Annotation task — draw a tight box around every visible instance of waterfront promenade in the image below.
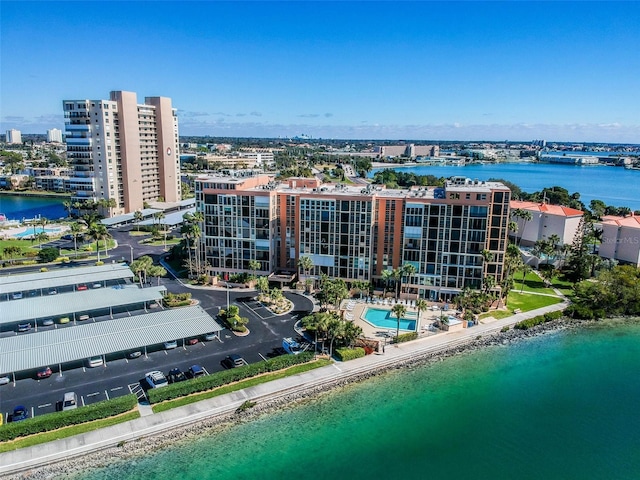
[0,298,568,477]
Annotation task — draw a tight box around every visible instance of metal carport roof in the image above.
[100,208,162,226]
[2,285,166,324]
[137,207,196,227]
[0,305,223,374]
[0,264,134,296]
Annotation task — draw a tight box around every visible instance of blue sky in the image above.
[1,1,639,142]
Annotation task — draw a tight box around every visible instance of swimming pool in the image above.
[363,308,416,331]
[13,227,64,238]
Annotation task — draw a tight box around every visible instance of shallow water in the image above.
[76,321,640,480]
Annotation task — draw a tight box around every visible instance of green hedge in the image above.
[514,310,564,330]
[335,347,365,361]
[148,352,315,404]
[393,332,418,343]
[0,394,137,442]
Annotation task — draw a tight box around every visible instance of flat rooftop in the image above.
[0,305,222,374]
[2,285,166,324]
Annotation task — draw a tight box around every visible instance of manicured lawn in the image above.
[512,270,555,294]
[139,238,181,247]
[129,231,151,237]
[0,411,140,453]
[152,358,333,413]
[505,291,564,311]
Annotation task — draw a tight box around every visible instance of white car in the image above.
[144,371,168,389]
[62,392,78,411]
[163,340,178,350]
[0,376,10,386]
[86,356,104,368]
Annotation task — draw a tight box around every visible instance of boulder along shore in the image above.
[10,316,602,480]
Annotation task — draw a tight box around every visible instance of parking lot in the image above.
[0,285,313,421]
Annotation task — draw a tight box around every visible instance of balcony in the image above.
[66,138,92,146]
[65,124,91,132]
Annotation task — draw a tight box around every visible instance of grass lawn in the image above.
[139,238,181,247]
[165,257,187,276]
[129,231,151,237]
[0,411,140,453]
[512,270,556,294]
[505,291,564,312]
[0,238,39,253]
[152,358,333,414]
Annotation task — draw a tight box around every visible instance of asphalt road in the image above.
[0,224,315,421]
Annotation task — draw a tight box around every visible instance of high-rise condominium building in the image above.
[194,174,510,301]
[63,91,180,217]
[5,129,22,144]
[47,128,63,143]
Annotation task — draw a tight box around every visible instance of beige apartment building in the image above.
[194,174,510,301]
[63,91,180,217]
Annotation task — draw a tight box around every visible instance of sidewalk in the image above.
[0,299,567,476]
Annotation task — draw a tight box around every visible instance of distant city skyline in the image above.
[1,1,639,143]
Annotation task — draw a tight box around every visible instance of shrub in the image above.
[335,347,365,361]
[501,326,510,333]
[163,292,192,307]
[393,332,418,343]
[148,352,315,404]
[95,261,104,266]
[514,312,563,330]
[40,267,48,272]
[37,247,58,264]
[0,394,137,442]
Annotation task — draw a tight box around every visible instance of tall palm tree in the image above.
[392,303,407,341]
[401,263,417,298]
[512,208,533,247]
[297,255,314,285]
[191,211,204,274]
[70,221,83,258]
[63,200,72,218]
[415,298,428,332]
[88,222,108,262]
[133,210,143,232]
[34,231,49,248]
[156,211,167,250]
[392,268,402,301]
[381,269,394,296]
[248,259,260,279]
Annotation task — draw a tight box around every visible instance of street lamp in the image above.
[120,244,134,264]
[225,282,230,310]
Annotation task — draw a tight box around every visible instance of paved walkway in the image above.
[0,298,568,476]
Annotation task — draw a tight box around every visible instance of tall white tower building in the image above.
[5,129,22,144]
[47,128,63,143]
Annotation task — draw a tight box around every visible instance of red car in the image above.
[37,367,52,379]
[186,338,199,345]
[77,284,88,291]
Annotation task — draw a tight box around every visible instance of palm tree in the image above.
[133,210,143,232]
[415,298,428,332]
[512,208,533,247]
[248,259,260,280]
[391,268,402,300]
[520,264,533,293]
[191,211,204,274]
[401,263,417,298]
[131,255,154,287]
[392,303,407,341]
[63,200,72,218]
[327,317,345,357]
[156,211,167,250]
[256,275,269,294]
[34,231,49,248]
[148,265,167,286]
[381,269,394,297]
[88,222,108,262]
[297,255,314,285]
[342,321,363,348]
[69,221,83,258]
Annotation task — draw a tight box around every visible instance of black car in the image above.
[222,354,245,369]
[12,405,28,422]
[166,368,187,384]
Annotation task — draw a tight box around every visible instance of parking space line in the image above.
[258,353,267,361]
[87,392,100,397]
[111,386,123,392]
[38,403,52,409]
[104,390,110,400]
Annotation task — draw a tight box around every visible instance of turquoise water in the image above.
[79,321,640,480]
[12,226,64,238]
[364,307,417,331]
[370,162,640,210]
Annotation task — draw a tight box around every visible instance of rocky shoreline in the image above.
[8,317,596,479]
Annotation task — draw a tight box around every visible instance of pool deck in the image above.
[0,223,69,240]
[341,299,451,341]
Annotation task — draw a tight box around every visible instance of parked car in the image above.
[166,368,187,384]
[59,317,70,324]
[186,338,199,345]
[86,356,104,368]
[41,318,54,327]
[48,289,57,295]
[62,392,78,411]
[11,406,28,422]
[188,364,206,378]
[61,234,73,240]
[163,340,178,350]
[203,332,217,341]
[37,367,53,379]
[222,354,245,369]
[144,371,168,389]
[0,376,10,386]
[77,284,88,291]
[11,292,23,300]
[17,323,32,333]
[126,350,142,359]
[92,283,102,289]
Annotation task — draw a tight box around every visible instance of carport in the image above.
[0,305,223,379]
[0,263,134,300]
[1,286,166,330]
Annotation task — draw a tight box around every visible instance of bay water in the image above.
[370,162,640,211]
[0,195,67,221]
[78,321,640,480]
